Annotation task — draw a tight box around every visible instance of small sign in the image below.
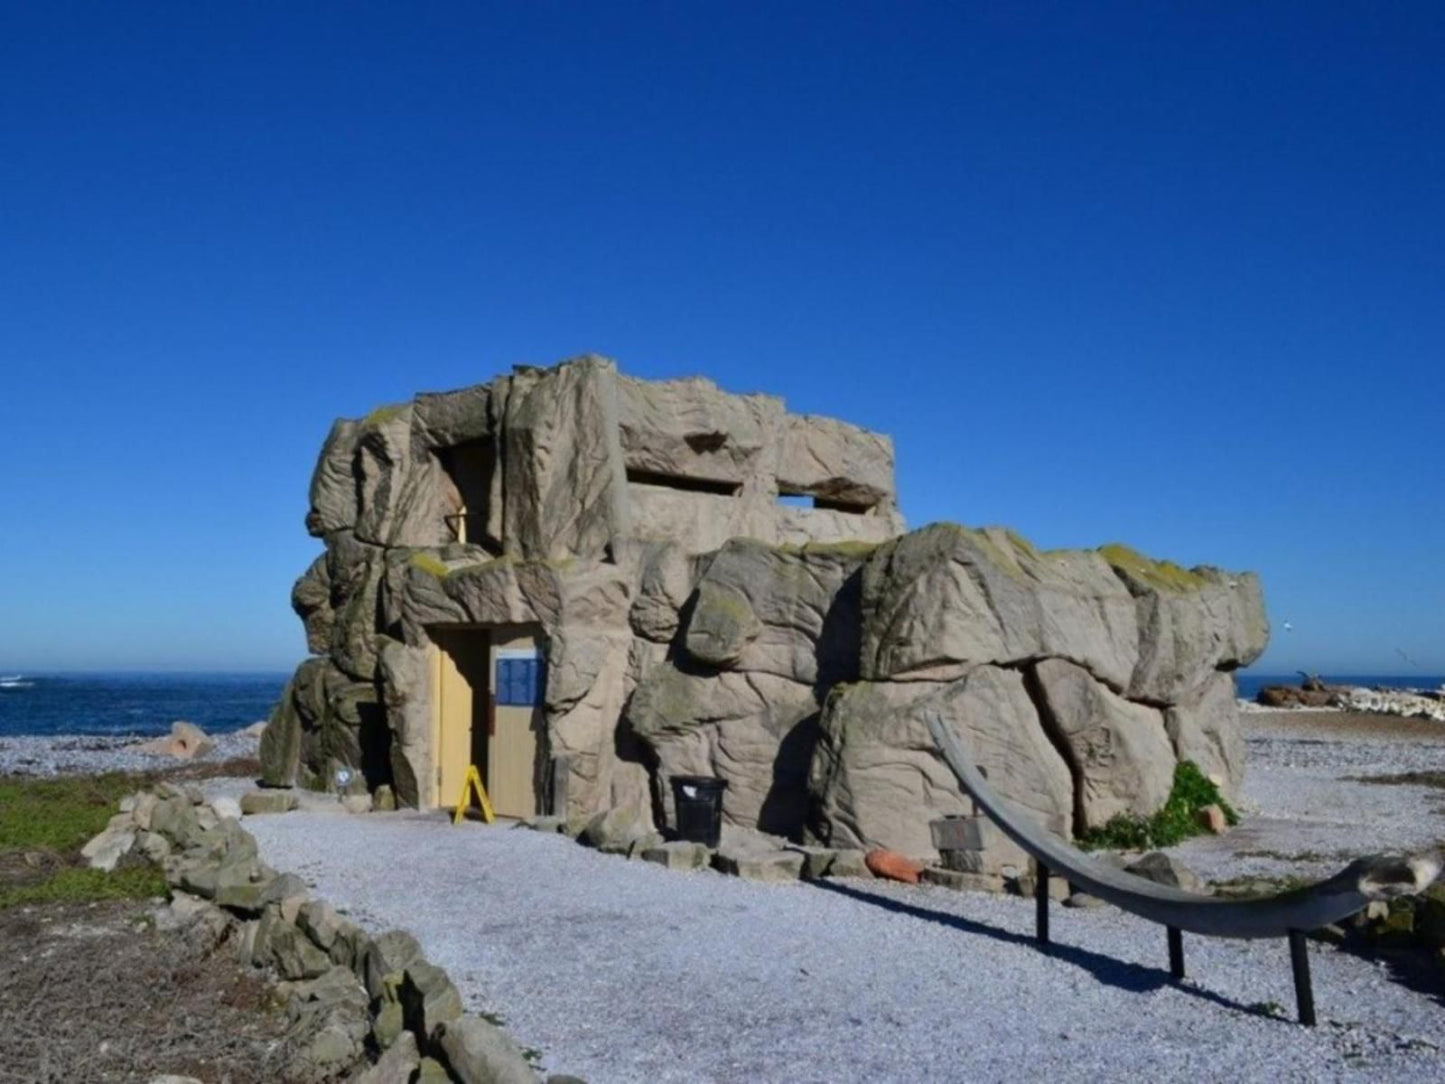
[497,657,545,705]
[452,764,495,825]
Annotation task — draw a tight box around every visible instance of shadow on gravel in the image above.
[1335,939,1445,1010]
[812,880,1267,1019]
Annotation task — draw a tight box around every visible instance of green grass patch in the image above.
[1077,761,1238,851]
[0,773,167,910]
[0,773,148,852]
[0,864,166,909]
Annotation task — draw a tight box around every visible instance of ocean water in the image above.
[0,670,1439,741]
[0,672,288,738]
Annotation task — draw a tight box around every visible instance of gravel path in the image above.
[243,810,1445,1083]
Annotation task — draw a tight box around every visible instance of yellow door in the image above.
[432,630,490,809]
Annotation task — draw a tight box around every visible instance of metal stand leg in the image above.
[1288,930,1316,1026]
[1167,926,1184,980]
[1035,863,1050,946]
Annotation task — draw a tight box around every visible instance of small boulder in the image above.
[1124,852,1203,893]
[270,921,334,980]
[81,826,137,872]
[864,848,924,884]
[135,721,216,760]
[826,850,875,879]
[211,796,243,821]
[297,900,343,952]
[399,959,465,1038]
[713,849,805,882]
[784,845,837,880]
[364,929,424,1000]
[435,1016,539,1084]
[373,784,398,812]
[355,1031,420,1084]
[342,794,373,814]
[640,841,712,871]
[241,790,299,815]
[1195,804,1228,834]
[581,807,645,852]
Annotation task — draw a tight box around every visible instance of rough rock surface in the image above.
[809,667,1072,863]
[1164,670,1247,799]
[860,524,1140,688]
[264,354,1268,887]
[1031,658,1176,831]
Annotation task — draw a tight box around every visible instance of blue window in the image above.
[497,657,544,705]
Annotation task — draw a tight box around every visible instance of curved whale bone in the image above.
[925,713,1442,1024]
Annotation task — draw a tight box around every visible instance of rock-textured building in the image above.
[262,355,1268,869]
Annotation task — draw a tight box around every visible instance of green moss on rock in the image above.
[408,553,451,578]
[361,402,409,429]
[1098,543,1209,592]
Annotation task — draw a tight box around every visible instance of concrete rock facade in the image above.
[262,355,1268,870]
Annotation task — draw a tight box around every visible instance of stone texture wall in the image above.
[262,355,904,830]
[262,354,1268,872]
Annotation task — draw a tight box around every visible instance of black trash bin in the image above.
[670,775,728,848]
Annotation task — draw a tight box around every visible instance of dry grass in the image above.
[0,899,319,1083]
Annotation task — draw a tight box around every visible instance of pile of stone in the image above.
[83,785,578,1084]
[533,811,874,883]
[1340,687,1445,724]
[548,805,1204,915]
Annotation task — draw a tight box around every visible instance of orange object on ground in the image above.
[865,847,924,884]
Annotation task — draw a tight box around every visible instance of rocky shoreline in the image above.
[0,726,263,777]
[1254,676,1445,722]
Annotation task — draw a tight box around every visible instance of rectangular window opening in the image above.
[625,467,741,497]
[777,485,876,515]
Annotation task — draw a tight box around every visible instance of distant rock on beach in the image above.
[1254,674,1445,723]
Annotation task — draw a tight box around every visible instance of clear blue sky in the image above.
[1,3,1439,676]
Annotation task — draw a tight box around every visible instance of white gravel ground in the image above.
[241,811,1445,1082]
[1173,722,1445,884]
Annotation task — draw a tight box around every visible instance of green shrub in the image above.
[1077,761,1238,851]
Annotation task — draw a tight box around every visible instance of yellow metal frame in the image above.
[452,764,495,825]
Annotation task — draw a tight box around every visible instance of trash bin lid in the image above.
[670,774,728,790]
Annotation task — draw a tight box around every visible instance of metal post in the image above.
[1167,926,1184,980]
[1288,930,1316,1026]
[1035,862,1050,945]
